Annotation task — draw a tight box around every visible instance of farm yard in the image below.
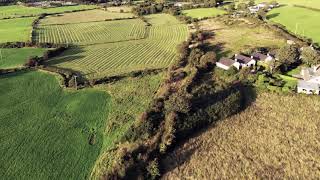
[182,8,226,19]
[0,48,47,69]
[0,5,97,19]
[45,14,188,79]
[0,70,110,179]
[0,17,35,42]
[162,92,320,179]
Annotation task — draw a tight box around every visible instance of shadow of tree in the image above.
[266,13,280,20]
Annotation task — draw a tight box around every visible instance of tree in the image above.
[248,0,255,6]
[257,8,267,20]
[276,44,300,72]
[237,3,248,11]
[227,3,235,12]
[301,47,320,66]
[199,51,216,69]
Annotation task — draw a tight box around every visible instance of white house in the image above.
[234,54,256,69]
[251,52,274,62]
[216,57,236,70]
[297,65,320,95]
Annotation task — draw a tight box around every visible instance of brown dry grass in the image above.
[161,92,320,179]
[200,19,286,57]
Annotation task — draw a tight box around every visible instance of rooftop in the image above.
[298,80,320,90]
[235,54,253,64]
[252,52,268,60]
[218,57,235,67]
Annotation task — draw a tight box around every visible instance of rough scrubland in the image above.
[0,70,110,179]
[200,19,286,57]
[0,48,46,69]
[162,92,320,179]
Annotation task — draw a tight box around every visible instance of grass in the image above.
[267,6,320,44]
[182,8,226,19]
[0,5,97,19]
[0,48,47,69]
[200,19,286,57]
[244,0,320,9]
[35,19,146,45]
[45,14,188,79]
[40,9,135,25]
[0,70,110,179]
[90,72,164,178]
[0,17,35,43]
[162,92,320,179]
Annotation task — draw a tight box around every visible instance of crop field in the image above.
[0,70,110,179]
[0,17,35,43]
[45,14,188,79]
[0,5,97,19]
[162,92,320,179]
[40,9,135,25]
[35,19,146,45]
[0,48,46,69]
[267,6,320,44]
[182,8,226,19]
[200,19,286,57]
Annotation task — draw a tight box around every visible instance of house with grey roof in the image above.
[234,54,256,69]
[216,58,236,70]
[251,52,274,62]
[297,65,320,94]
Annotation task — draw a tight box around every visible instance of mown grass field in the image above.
[267,6,320,44]
[46,14,188,79]
[247,0,320,9]
[0,17,35,42]
[0,5,97,19]
[162,92,320,179]
[0,48,46,69]
[0,70,110,179]
[200,19,286,57]
[35,18,146,45]
[182,8,226,19]
[40,9,135,25]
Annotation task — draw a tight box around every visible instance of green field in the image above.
[45,14,188,79]
[91,73,163,178]
[0,17,35,43]
[182,8,226,19]
[0,48,46,69]
[0,70,110,179]
[0,5,97,19]
[267,6,320,44]
[40,9,135,25]
[35,19,146,45]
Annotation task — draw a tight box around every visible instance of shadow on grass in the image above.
[160,84,257,175]
[266,13,280,20]
[44,46,86,66]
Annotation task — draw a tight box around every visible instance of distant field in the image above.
[200,19,286,57]
[252,0,320,9]
[0,70,110,179]
[40,9,135,25]
[162,92,320,179]
[35,19,146,45]
[182,8,226,19]
[267,6,320,44]
[0,17,35,43]
[0,48,46,69]
[46,14,188,79]
[0,5,97,19]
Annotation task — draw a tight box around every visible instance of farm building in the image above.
[216,57,236,70]
[297,65,320,95]
[234,54,256,69]
[251,52,274,62]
